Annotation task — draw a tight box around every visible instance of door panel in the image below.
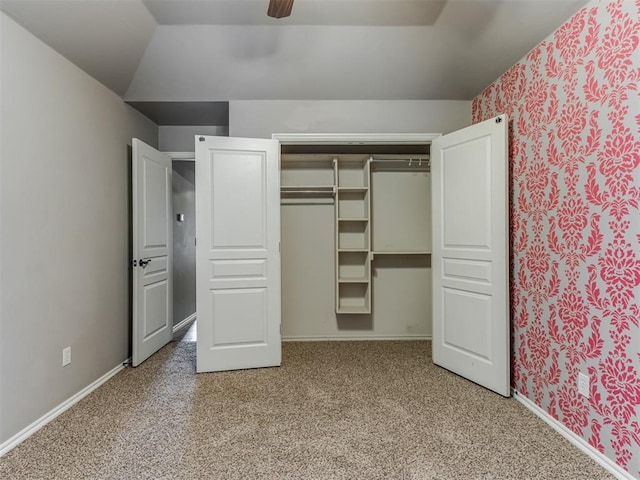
[443,288,492,360]
[211,288,267,345]
[431,115,509,397]
[144,281,169,337]
[442,138,492,249]
[442,258,491,284]
[196,136,281,373]
[132,139,173,367]
[211,152,266,248]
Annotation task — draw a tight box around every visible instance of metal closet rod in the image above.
[370,156,431,169]
[370,156,430,161]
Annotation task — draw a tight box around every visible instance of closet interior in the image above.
[280,143,432,340]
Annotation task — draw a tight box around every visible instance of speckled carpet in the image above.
[0,341,612,479]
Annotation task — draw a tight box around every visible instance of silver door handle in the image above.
[139,258,152,268]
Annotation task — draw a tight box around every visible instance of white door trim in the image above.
[272,133,440,145]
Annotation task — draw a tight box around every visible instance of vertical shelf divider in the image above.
[334,157,340,315]
[335,156,372,314]
[366,156,372,312]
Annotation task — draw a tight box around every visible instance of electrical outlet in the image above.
[578,372,589,397]
[62,346,71,367]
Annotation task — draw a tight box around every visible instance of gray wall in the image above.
[159,125,228,152]
[229,100,471,138]
[0,12,158,444]
[172,161,196,326]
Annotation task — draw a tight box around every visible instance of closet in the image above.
[134,117,508,395]
[280,144,432,340]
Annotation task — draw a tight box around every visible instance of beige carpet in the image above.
[0,341,613,479]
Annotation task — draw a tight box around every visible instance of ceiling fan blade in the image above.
[267,0,294,19]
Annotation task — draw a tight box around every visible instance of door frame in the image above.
[274,133,440,342]
[165,151,197,336]
[272,133,440,145]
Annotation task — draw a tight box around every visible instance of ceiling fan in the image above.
[268,0,294,18]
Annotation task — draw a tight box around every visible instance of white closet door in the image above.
[195,136,281,373]
[132,139,173,367]
[431,115,509,397]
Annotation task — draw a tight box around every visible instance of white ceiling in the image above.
[0,0,156,95]
[1,0,589,101]
[143,0,449,26]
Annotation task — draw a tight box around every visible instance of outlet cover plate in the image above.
[62,346,71,367]
[578,372,589,397]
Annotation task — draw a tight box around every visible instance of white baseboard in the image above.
[173,313,196,334]
[283,335,432,342]
[0,361,126,458]
[513,390,637,480]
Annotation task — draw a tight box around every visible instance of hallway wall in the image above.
[172,161,196,327]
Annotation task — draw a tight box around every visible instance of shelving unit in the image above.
[335,157,371,314]
[281,152,431,319]
[278,141,434,340]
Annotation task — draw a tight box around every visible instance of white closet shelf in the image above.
[372,251,431,255]
[338,278,368,283]
[337,187,368,192]
[281,185,335,191]
[338,248,369,252]
[337,218,369,222]
[337,306,370,314]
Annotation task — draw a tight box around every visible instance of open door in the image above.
[132,139,173,367]
[431,115,509,397]
[195,136,281,373]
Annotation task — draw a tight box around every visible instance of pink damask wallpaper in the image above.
[472,0,640,475]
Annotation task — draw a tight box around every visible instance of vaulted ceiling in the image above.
[1,0,588,101]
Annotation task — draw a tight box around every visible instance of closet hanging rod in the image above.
[371,157,431,171]
[370,156,430,162]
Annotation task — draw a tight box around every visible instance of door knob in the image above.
[139,258,152,268]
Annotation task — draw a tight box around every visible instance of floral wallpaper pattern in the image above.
[472,0,640,476]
